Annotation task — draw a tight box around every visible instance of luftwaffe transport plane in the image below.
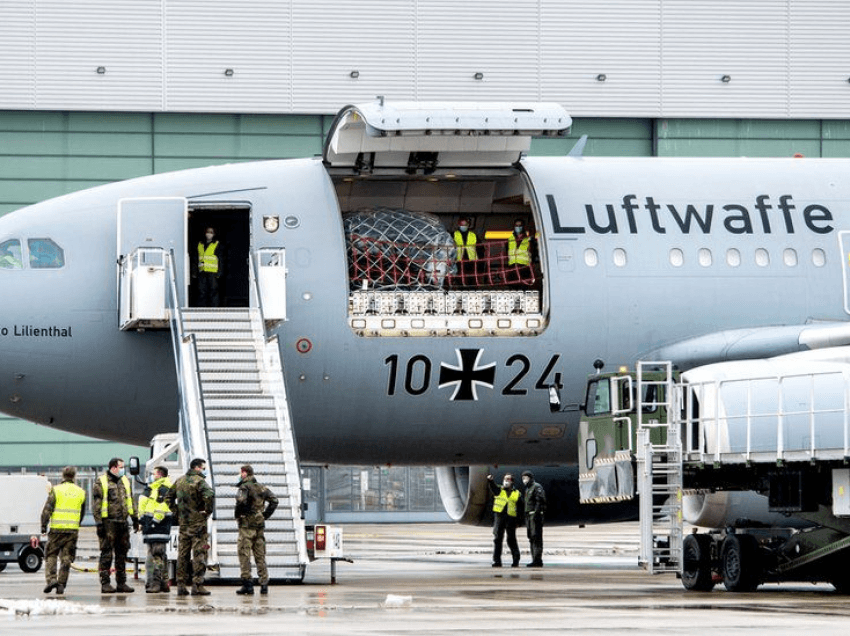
[2,101,850,527]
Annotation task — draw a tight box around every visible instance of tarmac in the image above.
[2,521,850,635]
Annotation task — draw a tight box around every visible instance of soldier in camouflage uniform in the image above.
[138,465,173,593]
[234,464,278,595]
[92,457,140,593]
[167,457,215,596]
[41,466,86,595]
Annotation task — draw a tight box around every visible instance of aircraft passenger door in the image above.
[840,231,850,315]
[117,198,188,327]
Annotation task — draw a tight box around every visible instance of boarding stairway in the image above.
[119,244,307,581]
[184,307,307,581]
[636,361,683,574]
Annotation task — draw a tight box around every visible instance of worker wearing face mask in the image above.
[522,470,546,567]
[166,458,215,596]
[506,218,534,286]
[453,218,478,287]
[92,457,139,593]
[194,226,224,306]
[486,473,521,567]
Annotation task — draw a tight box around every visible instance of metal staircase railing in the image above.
[636,361,683,574]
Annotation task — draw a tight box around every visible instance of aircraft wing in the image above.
[642,321,850,371]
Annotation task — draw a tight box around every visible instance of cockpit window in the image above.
[28,238,65,269]
[0,239,23,270]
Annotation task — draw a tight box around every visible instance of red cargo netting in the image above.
[348,236,536,290]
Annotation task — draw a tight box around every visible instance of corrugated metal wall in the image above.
[2,0,849,117]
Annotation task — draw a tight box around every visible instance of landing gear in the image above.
[681,534,714,592]
[721,534,760,592]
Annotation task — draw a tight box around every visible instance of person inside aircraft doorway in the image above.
[453,217,479,287]
[194,226,224,307]
[487,473,521,567]
[505,218,534,287]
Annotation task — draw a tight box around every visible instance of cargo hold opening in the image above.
[331,169,548,337]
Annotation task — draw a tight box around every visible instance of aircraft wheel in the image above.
[681,534,715,592]
[18,547,43,573]
[721,534,760,592]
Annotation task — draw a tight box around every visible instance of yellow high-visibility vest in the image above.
[99,474,134,518]
[50,482,86,530]
[198,241,220,273]
[492,488,520,517]
[508,235,531,266]
[454,231,477,261]
[138,477,173,524]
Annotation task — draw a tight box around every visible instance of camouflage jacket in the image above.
[167,469,214,528]
[92,471,137,524]
[235,476,278,529]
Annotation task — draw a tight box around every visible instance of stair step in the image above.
[209,441,284,453]
[183,316,251,333]
[208,429,284,441]
[205,421,280,431]
[198,361,260,372]
[212,462,295,476]
[205,410,278,421]
[204,397,275,408]
[201,382,264,393]
[196,349,259,362]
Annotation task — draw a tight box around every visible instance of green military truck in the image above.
[570,358,850,593]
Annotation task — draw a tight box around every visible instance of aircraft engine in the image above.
[682,491,812,529]
[435,465,639,527]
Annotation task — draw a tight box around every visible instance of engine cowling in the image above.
[435,465,639,526]
[682,491,811,529]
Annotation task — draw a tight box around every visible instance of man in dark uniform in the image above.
[92,457,139,593]
[522,470,546,567]
[194,226,223,307]
[486,473,521,568]
[234,464,279,595]
[167,457,215,596]
[41,466,86,595]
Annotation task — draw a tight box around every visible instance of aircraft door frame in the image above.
[840,231,850,315]
[117,197,188,321]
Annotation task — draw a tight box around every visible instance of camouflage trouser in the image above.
[98,520,131,585]
[237,526,268,584]
[176,525,209,586]
[45,531,78,586]
[145,542,168,589]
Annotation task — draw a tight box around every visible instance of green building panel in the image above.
[656,138,822,158]
[0,416,146,469]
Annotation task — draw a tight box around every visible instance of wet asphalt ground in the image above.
[2,522,850,635]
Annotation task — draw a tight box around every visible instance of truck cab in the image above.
[577,365,675,504]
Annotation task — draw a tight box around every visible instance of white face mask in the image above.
[522,477,530,485]
[514,226,523,234]
[459,225,468,232]
[205,233,214,241]
[502,480,512,488]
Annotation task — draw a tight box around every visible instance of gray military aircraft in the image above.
[2,100,850,527]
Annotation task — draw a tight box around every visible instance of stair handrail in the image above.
[248,251,308,566]
[163,248,212,487]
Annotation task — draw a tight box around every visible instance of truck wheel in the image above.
[721,534,760,592]
[18,547,43,573]
[0,562,6,572]
[682,534,715,592]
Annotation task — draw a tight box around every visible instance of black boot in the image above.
[260,584,268,595]
[236,579,254,595]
